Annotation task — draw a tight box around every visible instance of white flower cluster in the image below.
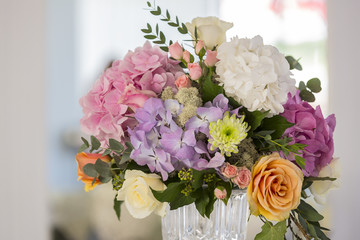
[215,35,296,115]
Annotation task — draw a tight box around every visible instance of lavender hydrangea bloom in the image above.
[129,96,229,179]
[281,91,336,177]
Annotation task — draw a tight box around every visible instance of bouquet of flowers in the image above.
[75,2,338,239]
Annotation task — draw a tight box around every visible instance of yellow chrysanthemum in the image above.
[209,112,250,157]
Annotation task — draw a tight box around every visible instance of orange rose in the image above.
[247,152,303,221]
[75,152,111,192]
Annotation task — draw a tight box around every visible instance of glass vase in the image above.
[161,189,249,240]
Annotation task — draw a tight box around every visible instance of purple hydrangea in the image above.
[281,91,336,177]
[129,95,232,180]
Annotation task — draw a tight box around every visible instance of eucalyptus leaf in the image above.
[94,158,111,178]
[78,143,88,153]
[83,163,98,178]
[299,81,306,91]
[101,148,112,157]
[109,138,124,153]
[90,135,101,152]
[98,175,112,183]
[81,137,89,147]
[307,78,322,93]
[285,56,302,70]
[300,89,315,102]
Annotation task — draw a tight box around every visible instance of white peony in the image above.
[117,170,166,219]
[186,17,233,50]
[215,35,296,115]
[310,158,341,205]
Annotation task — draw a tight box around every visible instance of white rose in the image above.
[310,158,341,205]
[186,17,233,50]
[117,170,166,219]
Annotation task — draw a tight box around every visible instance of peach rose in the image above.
[214,187,227,200]
[175,74,191,89]
[188,63,202,80]
[232,166,251,189]
[220,162,238,178]
[247,152,303,221]
[76,152,111,192]
[204,50,219,67]
[195,40,205,54]
[169,42,183,60]
[183,50,191,63]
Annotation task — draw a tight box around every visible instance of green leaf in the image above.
[78,143,88,153]
[151,182,185,202]
[195,188,210,217]
[109,138,124,153]
[191,169,205,189]
[260,115,294,139]
[201,75,224,103]
[297,200,324,222]
[295,155,306,169]
[113,195,123,220]
[150,6,161,15]
[155,24,159,35]
[285,56,302,70]
[307,223,318,239]
[160,46,169,52]
[307,78,322,93]
[146,1,151,7]
[168,22,178,27]
[101,148,112,157]
[83,163,98,178]
[98,175,112,183]
[314,225,330,240]
[242,109,269,136]
[300,89,315,102]
[94,158,111,178]
[170,194,195,210]
[119,142,133,165]
[144,35,157,40]
[159,31,165,42]
[141,28,151,34]
[299,81,306,91]
[81,137,90,147]
[205,190,216,218]
[153,40,163,44]
[90,135,101,152]
[255,221,287,240]
[166,9,170,19]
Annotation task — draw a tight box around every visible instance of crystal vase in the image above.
[161,189,249,240]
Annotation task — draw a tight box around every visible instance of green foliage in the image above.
[297,200,324,222]
[151,182,185,202]
[286,56,302,70]
[113,194,123,220]
[255,220,287,240]
[298,78,322,103]
[83,163,98,178]
[201,69,224,103]
[142,1,188,52]
[90,135,101,152]
[260,115,294,139]
[194,188,210,217]
[241,109,269,136]
[109,138,124,154]
[254,134,307,169]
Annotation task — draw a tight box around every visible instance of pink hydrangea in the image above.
[281,91,336,177]
[80,42,184,146]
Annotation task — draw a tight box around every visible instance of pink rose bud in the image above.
[188,63,202,80]
[220,162,238,179]
[169,42,183,60]
[183,50,191,63]
[204,50,219,67]
[214,187,227,200]
[175,74,191,89]
[195,40,205,54]
[232,167,251,189]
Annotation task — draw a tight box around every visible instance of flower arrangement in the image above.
[75,2,337,239]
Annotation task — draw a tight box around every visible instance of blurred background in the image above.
[1,0,359,239]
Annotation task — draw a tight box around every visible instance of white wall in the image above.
[327,0,360,239]
[0,0,49,239]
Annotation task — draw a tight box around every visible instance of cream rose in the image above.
[247,153,303,221]
[117,170,166,219]
[310,158,340,205]
[186,17,233,50]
